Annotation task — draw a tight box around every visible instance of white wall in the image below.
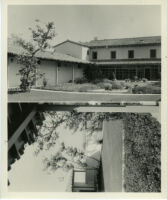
[74,65,83,79]
[37,60,57,86]
[37,60,84,85]
[55,41,89,61]
[81,46,89,60]
[55,41,83,59]
[89,45,161,60]
[8,55,85,88]
[8,56,21,88]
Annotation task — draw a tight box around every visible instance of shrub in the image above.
[74,77,88,84]
[132,85,161,94]
[111,81,124,90]
[142,78,148,82]
[79,85,99,92]
[134,75,138,81]
[150,81,161,87]
[43,77,47,88]
[92,79,103,84]
[97,82,112,90]
[125,79,131,83]
[102,78,112,83]
[83,65,104,81]
[123,113,161,192]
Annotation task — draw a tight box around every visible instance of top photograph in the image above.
[7,4,161,103]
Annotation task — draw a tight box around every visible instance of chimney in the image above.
[94,36,98,41]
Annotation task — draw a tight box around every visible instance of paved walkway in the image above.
[102,120,123,192]
[8,89,161,102]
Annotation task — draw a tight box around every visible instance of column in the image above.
[56,65,58,84]
[72,65,75,83]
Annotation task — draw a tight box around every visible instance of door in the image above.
[145,68,151,80]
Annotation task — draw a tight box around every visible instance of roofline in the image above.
[87,35,161,48]
[8,52,94,65]
[54,40,89,48]
[88,35,161,42]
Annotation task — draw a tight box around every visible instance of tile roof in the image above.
[8,39,92,64]
[84,36,161,48]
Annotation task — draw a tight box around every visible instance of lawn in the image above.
[8,89,161,102]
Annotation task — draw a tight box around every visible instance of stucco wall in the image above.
[8,56,21,88]
[37,60,57,86]
[81,46,89,60]
[55,41,83,59]
[73,65,83,79]
[89,45,161,60]
[8,55,84,88]
[37,60,83,85]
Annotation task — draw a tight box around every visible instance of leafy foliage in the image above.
[34,111,161,192]
[132,85,161,94]
[123,113,161,192]
[34,112,122,171]
[83,65,104,81]
[14,20,55,91]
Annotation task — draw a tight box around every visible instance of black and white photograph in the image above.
[8,103,161,192]
[7,5,161,102]
[1,0,167,199]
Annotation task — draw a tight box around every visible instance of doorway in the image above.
[145,68,151,80]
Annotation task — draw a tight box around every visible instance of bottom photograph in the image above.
[8,103,161,192]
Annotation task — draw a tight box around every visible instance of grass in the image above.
[8,89,161,102]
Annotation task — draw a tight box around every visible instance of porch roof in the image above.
[96,60,161,66]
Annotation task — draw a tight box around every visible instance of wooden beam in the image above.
[8,110,37,150]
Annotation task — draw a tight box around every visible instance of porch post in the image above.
[56,65,58,84]
[72,65,75,83]
[136,66,138,76]
[114,68,116,79]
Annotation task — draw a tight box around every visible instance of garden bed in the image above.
[9,79,161,95]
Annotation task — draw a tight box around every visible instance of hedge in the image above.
[132,85,161,94]
[123,113,161,192]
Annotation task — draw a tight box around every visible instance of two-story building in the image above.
[54,36,161,81]
[8,36,161,89]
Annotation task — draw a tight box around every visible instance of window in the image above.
[92,51,97,59]
[111,51,116,59]
[150,49,156,58]
[128,50,134,59]
[87,50,89,55]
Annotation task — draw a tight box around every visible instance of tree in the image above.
[34,111,123,172]
[14,20,56,91]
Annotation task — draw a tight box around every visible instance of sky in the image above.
[8,112,102,192]
[8,5,161,45]
[8,119,86,192]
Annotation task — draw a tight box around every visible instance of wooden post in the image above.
[72,65,75,83]
[56,65,58,84]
